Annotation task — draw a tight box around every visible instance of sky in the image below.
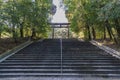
[51,0,68,23]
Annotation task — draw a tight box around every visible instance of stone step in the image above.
[7,57,61,59]
[0,69,61,71]
[6,58,118,60]
[0,66,61,69]
[0,73,120,78]
[1,39,120,79]
[0,66,120,70]
[9,56,61,58]
[0,69,120,75]
[13,54,108,57]
[4,59,119,62]
[15,53,61,55]
[62,49,102,51]
[0,64,61,66]
[10,54,113,57]
[1,62,120,65]
[3,60,120,63]
[7,56,116,59]
[6,58,61,60]
[8,56,113,59]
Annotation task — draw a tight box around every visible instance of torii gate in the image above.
[50,23,70,39]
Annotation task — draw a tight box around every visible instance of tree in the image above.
[65,0,120,43]
[98,0,120,43]
[1,0,51,40]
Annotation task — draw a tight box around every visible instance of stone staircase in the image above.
[0,39,120,78]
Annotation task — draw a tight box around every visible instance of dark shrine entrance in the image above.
[50,23,70,39]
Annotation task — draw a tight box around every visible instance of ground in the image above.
[0,38,28,54]
[96,39,120,52]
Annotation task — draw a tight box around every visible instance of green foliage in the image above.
[0,0,51,39]
[98,0,120,21]
[65,0,120,41]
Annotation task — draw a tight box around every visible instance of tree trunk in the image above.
[20,22,24,38]
[114,19,120,44]
[103,26,106,40]
[86,24,91,40]
[105,20,113,40]
[105,20,118,44]
[12,24,17,44]
[92,26,96,39]
[0,33,1,38]
[114,19,120,38]
[31,28,36,39]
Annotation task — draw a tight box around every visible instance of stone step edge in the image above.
[0,40,34,63]
[90,40,120,59]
